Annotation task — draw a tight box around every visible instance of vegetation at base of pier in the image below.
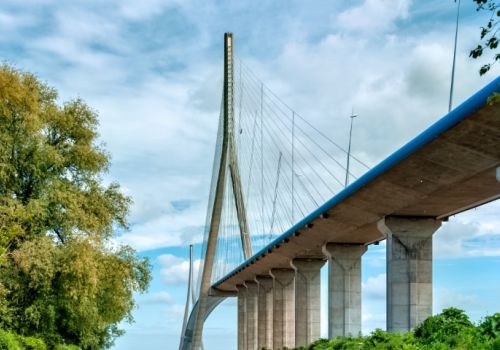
[0,64,151,349]
[291,308,500,350]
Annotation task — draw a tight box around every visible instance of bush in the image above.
[19,336,46,350]
[0,329,82,350]
[414,307,476,346]
[54,344,81,350]
[292,308,500,350]
[0,330,20,350]
[479,313,500,340]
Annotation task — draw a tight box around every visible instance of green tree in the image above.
[0,65,151,349]
[470,0,500,75]
[0,65,129,252]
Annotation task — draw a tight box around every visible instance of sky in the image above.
[1,0,500,349]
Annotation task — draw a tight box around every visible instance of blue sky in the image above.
[1,1,500,349]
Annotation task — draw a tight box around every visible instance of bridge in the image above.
[179,33,500,350]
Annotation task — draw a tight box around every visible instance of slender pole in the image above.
[449,0,461,112]
[345,110,357,187]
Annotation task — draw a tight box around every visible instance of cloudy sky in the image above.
[1,0,500,349]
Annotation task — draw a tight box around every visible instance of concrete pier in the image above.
[256,276,273,350]
[236,284,247,350]
[245,281,258,350]
[324,243,367,337]
[293,258,325,347]
[271,268,296,349]
[379,217,441,332]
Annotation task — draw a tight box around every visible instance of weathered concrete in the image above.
[271,268,295,350]
[323,243,367,337]
[245,281,259,350]
[256,276,273,350]
[378,217,441,332]
[292,258,326,347]
[237,284,247,350]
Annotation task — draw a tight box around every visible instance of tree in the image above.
[2,237,150,349]
[0,64,151,349]
[470,0,500,75]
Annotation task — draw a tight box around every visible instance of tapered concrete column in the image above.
[256,276,273,350]
[271,268,295,350]
[237,284,247,350]
[379,217,441,332]
[323,243,367,338]
[245,281,259,350]
[292,258,326,347]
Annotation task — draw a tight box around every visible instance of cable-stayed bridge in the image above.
[179,33,500,350]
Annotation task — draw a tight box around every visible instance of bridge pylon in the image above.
[179,32,251,350]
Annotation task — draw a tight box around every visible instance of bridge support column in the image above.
[324,243,367,338]
[245,281,258,350]
[293,258,326,347]
[256,276,273,350]
[271,268,296,350]
[236,284,247,350]
[379,217,441,332]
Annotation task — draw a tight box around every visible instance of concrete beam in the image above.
[378,217,441,332]
[245,281,258,350]
[292,258,326,347]
[256,276,273,350]
[271,268,295,349]
[236,284,247,350]
[323,243,367,337]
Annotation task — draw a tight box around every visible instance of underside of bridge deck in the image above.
[213,85,500,293]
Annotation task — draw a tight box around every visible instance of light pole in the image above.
[345,110,358,187]
[449,0,461,112]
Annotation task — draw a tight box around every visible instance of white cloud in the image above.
[117,201,206,251]
[434,288,479,313]
[435,206,500,259]
[139,291,174,305]
[337,0,411,32]
[363,273,386,300]
[362,313,386,334]
[158,254,201,285]
[118,0,182,20]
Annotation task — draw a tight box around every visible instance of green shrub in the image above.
[490,338,500,350]
[414,307,475,346]
[0,330,20,350]
[19,336,46,350]
[54,344,81,350]
[479,313,500,340]
[292,309,500,350]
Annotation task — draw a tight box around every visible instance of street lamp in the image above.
[345,110,358,187]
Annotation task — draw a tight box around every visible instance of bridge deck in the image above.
[212,77,500,293]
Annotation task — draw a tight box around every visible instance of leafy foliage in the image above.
[0,64,130,254]
[293,308,500,350]
[0,64,151,349]
[470,0,500,75]
[0,328,76,350]
[479,313,500,340]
